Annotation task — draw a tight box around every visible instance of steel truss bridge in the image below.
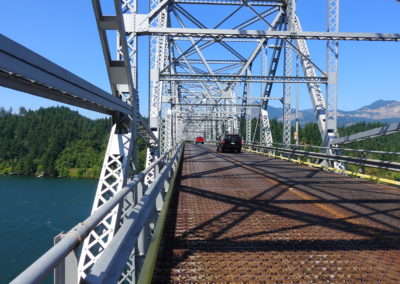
[2,0,400,283]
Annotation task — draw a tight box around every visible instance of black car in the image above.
[216,134,243,153]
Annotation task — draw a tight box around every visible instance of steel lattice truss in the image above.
[145,0,328,146]
[152,0,283,143]
[142,0,399,148]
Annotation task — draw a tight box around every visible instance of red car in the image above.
[195,136,205,144]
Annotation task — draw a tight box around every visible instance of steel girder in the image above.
[145,0,170,188]
[293,16,327,140]
[0,35,132,116]
[138,28,400,41]
[330,122,400,145]
[261,109,273,146]
[282,0,295,146]
[159,74,327,83]
[78,0,143,282]
[325,0,339,143]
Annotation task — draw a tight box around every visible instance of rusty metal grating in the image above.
[153,144,400,282]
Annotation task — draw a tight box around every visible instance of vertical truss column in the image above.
[159,117,166,152]
[227,118,232,133]
[176,117,182,142]
[325,0,340,144]
[214,119,218,140]
[260,44,274,146]
[171,78,179,146]
[261,109,273,146]
[283,0,295,146]
[78,0,140,281]
[162,109,172,152]
[146,0,169,185]
[208,119,212,140]
[233,116,239,134]
[259,13,283,146]
[243,70,251,144]
[218,114,223,137]
[246,113,251,144]
[326,0,345,170]
[293,16,327,140]
[78,124,135,280]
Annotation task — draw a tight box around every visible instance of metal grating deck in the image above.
[153,144,400,282]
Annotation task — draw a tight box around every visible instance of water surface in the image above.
[0,176,96,283]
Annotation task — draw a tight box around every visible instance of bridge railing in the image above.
[11,142,184,284]
[245,143,400,178]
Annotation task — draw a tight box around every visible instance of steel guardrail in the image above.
[11,142,184,284]
[270,142,400,156]
[246,144,400,172]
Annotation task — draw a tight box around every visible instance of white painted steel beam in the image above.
[330,122,400,145]
[160,74,327,83]
[0,34,132,116]
[139,28,400,41]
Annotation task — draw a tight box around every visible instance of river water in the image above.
[0,176,97,283]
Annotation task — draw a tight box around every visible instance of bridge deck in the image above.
[153,144,400,282]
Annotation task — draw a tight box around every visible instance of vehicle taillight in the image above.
[221,139,226,144]
[240,140,243,145]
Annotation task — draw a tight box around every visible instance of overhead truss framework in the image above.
[135,0,399,152]
[145,0,290,144]
[143,0,400,147]
[141,0,338,146]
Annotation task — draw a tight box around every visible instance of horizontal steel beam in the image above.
[172,37,261,42]
[160,74,327,83]
[181,118,234,121]
[0,35,132,116]
[183,59,244,64]
[330,122,400,145]
[178,114,236,117]
[171,95,281,100]
[173,0,283,5]
[177,103,261,107]
[140,28,400,41]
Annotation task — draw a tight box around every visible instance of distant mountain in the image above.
[263,99,400,126]
[358,99,398,110]
[347,100,400,119]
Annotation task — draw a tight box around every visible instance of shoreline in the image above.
[0,173,98,180]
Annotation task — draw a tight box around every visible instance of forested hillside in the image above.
[1,107,398,179]
[0,107,147,178]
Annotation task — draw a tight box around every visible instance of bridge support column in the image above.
[78,121,136,280]
[325,0,340,144]
[54,234,78,284]
[246,113,252,144]
[283,0,295,147]
[261,109,273,147]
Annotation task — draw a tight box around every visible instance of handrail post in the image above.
[135,180,147,279]
[53,233,78,284]
[361,151,366,174]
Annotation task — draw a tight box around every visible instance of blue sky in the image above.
[0,0,399,119]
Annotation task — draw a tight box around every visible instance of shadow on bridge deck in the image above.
[153,144,400,282]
